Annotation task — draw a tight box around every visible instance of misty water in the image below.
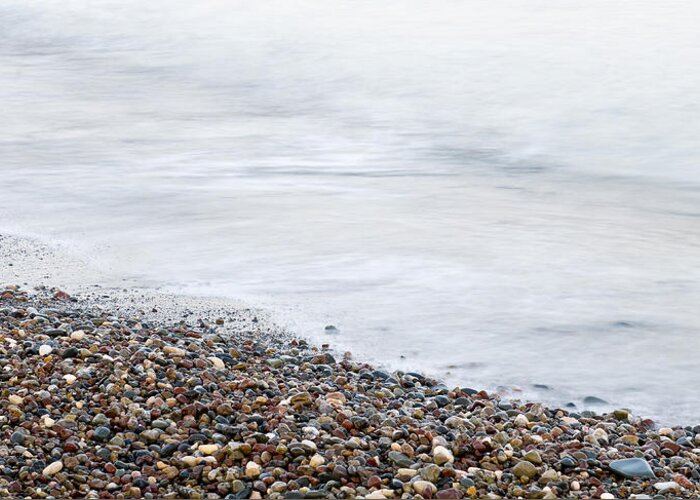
[2,0,699,422]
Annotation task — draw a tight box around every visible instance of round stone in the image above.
[43,461,63,476]
[93,427,111,441]
[512,461,538,480]
[10,431,26,445]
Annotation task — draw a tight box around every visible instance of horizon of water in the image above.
[1,0,700,423]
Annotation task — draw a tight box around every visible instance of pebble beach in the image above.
[0,284,699,499]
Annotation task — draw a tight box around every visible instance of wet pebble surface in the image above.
[0,284,699,498]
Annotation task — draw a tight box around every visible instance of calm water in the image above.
[2,0,700,422]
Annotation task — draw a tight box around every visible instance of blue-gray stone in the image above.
[92,426,111,441]
[559,456,577,468]
[10,431,26,445]
[609,458,655,479]
[583,396,609,405]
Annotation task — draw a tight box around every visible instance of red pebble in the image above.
[367,476,382,488]
[674,474,694,489]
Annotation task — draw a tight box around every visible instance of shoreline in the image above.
[1,231,689,426]
[0,284,698,498]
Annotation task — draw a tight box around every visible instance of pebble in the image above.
[246,461,262,478]
[39,344,52,356]
[93,426,111,441]
[413,480,438,497]
[208,356,225,369]
[523,450,542,465]
[43,461,63,476]
[310,454,325,467]
[609,458,656,479]
[433,445,454,465]
[0,284,697,499]
[514,414,529,427]
[70,330,85,341]
[512,461,538,480]
[10,431,26,445]
[8,394,23,405]
[198,444,219,455]
[654,481,681,493]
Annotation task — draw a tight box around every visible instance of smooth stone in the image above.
[70,330,85,341]
[512,461,538,480]
[559,456,577,468]
[267,358,284,368]
[583,396,608,405]
[39,345,53,356]
[432,445,454,465]
[151,419,169,430]
[523,450,543,465]
[245,461,262,478]
[613,409,629,420]
[62,347,79,358]
[413,481,437,497]
[199,444,219,455]
[420,464,440,483]
[388,451,413,468]
[10,431,26,445]
[43,461,63,476]
[514,414,529,427]
[208,356,225,369]
[654,482,680,493]
[609,458,656,479]
[93,414,109,425]
[309,454,325,467]
[93,427,111,441]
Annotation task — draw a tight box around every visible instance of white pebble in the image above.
[70,330,85,341]
[654,481,680,492]
[309,454,325,467]
[198,444,219,455]
[514,414,529,427]
[63,374,77,385]
[432,445,454,465]
[245,461,262,478]
[39,345,52,356]
[208,356,225,369]
[43,461,63,475]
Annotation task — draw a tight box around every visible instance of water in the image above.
[2,0,700,422]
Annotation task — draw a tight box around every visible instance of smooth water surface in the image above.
[2,0,700,422]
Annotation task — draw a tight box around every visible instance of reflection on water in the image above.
[1,0,700,422]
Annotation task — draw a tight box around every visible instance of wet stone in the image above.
[609,458,656,479]
[0,284,697,499]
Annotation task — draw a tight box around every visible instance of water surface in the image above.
[2,0,700,422]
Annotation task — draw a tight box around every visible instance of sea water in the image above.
[1,0,699,422]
